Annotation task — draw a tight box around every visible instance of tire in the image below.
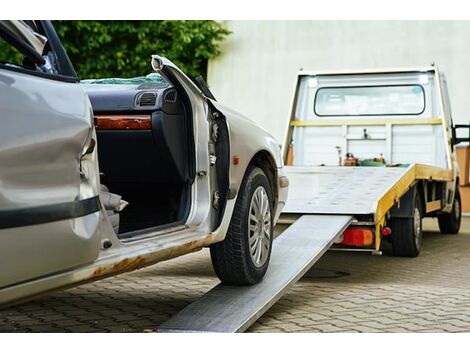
[210,166,274,285]
[438,188,462,235]
[390,190,423,257]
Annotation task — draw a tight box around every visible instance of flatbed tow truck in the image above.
[282,66,465,257]
[159,66,469,332]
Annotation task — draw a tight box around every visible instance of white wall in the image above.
[207,21,470,142]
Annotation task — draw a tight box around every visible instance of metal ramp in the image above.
[158,215,352,333]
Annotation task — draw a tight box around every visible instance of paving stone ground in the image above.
[1,218,470,333]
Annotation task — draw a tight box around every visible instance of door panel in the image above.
[0,68,102,288]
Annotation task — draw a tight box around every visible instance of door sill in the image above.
[119,223,188,243]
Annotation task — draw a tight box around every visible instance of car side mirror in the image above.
[452,123,470,146]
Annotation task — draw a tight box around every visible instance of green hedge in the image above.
[0,21,230,79]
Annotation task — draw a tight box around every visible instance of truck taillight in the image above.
[340,227,374,247]
[94,115,152,130]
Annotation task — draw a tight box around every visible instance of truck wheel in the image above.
[438,188,461,235]
[390,192,422,257]
[210,167,273,285]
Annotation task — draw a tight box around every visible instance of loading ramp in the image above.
[158,215,352,333]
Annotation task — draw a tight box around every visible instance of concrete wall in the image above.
[207,21,470,142]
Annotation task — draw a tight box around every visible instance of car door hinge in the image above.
[211,123,219,143]
[213,191,220,209]
[197,170,207,177]
[209,154,217,166]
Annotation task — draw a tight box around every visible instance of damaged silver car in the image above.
[0,20,288,306]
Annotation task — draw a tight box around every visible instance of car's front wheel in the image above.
[210,166,274,285]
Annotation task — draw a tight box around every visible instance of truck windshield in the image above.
[314,85,425,116]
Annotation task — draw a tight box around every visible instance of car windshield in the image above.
[314,85,425,116]
[81,72,169,87]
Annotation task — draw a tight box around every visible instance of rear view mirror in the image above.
[452,123,470,146]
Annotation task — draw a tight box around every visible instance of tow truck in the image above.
[281,65,468,257]
[159,66,470,332]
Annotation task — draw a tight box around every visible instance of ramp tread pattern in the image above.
[158,215,352,333]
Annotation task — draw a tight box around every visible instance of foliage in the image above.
[0,21,230,79]
[0,37,23,66]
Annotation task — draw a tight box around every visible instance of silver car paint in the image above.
[0,57,288,305]
[210,101,286,224]
[0,68,102,287]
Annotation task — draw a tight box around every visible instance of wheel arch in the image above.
[389,183,422,219]
[247,150,279,211]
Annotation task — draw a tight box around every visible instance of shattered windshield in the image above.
[81,73,169,87]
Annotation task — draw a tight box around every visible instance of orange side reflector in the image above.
[341,227,374,247]
[279,176,289,188]
[94,115,152,130]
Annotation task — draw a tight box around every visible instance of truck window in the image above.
[314,85,425,116]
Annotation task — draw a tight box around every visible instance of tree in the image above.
[0,21,230,79]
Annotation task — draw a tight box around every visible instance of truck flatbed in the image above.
[283,164,452,218]
[284,165,410,215]
[282,163,452,251]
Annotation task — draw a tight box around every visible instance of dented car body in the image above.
[0,20,288,306]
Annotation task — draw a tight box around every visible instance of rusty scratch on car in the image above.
[91,236,215,279]
[92,256,147,278]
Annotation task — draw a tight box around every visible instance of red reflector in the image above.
[341,227,374,247]
[382,227,392,236]
[94,115,152,130]
[233,155,240,165]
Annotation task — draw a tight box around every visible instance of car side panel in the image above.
[0,68,102,288]
[208,101,286,242]
[211,101,282,194]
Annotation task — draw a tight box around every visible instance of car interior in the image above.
[83,76,195,239]
[0,21,198,240]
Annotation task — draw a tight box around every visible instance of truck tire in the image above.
[210,167,274,285]
[438,188,461,235]
[390,191,422,257]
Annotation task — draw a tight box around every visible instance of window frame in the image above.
[0,20,79,83]
[0,62,79,83]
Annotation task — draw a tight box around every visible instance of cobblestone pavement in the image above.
[1,218,470,333]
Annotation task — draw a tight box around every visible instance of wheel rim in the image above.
[413,207,422,249]
[248,186,272,268]
[454,196,461,222]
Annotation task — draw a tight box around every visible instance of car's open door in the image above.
[152,55,230,231]
[0,21,103,288]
